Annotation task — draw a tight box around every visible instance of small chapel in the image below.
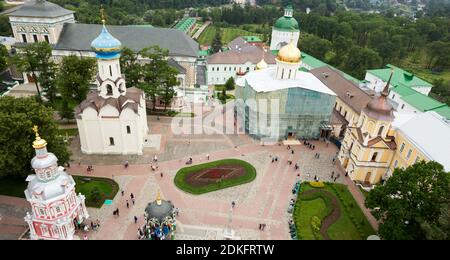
[75,16,148,155]
[24,126,89,240]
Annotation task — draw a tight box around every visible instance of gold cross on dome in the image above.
[100,5,106,25]
[32,125,40,138]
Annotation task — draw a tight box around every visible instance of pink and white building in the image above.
[24,126,89,240]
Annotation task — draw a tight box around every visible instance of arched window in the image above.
[377,125,385,136]
[371,152,378,162]
[106,85,113,96]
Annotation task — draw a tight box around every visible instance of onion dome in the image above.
[144,191,174,224]
[256,58,268,70]
[277,41,301,63]
[363,70,395,121]
[274,5,299,32]
[32,125,47,150]
[30,126,59,181]
[91,25,122,60]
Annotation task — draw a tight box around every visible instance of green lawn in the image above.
[198,26,217,45]
[294,198,327,240]
[221,28,263,45]
[294,182,376,240]
[197,26,263,46]
[57,128,79,137]
[72,176,119,208]
[0,175,118,208]
[174,159,257,195]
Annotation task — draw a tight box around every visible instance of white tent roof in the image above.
[393,111,450,172]
[244,67,336,96]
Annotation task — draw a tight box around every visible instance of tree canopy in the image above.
[57,55,96,104]
[0,96,71,179]
[365,161,450,240]
[9,42,56,102]
[138,46,178,110]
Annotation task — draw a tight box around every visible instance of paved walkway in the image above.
[64,102,378,240]
[0,196,30,240]
[67,130,350,240]
[193,21,211,40]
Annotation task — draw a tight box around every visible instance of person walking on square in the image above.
[331,171,334,179]
[132,197,135,205]
[231,201,236,208]
[130,193,134,200]
[160,172,163,178]
[134,216,138,224]
[116,208,120,216]
[126,200,129,209]
[121,189,124,196]
[206,154,210,160]
[124,160,129,169]
[291,150,294,155]
[262,224,266,231]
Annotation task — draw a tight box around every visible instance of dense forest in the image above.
[0,0,449,104]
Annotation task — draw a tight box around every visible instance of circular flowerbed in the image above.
[174,159,257,195]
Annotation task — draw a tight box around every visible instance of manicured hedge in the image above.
[174,159,257,195]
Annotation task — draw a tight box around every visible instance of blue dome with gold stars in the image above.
[91,25,122,60]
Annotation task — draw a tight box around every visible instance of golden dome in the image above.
[277,41,301,63]
[32,125,47,149]
[256,58,268,70]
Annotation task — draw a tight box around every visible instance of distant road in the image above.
[193,21,211,40]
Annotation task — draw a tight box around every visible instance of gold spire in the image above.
[156,190,162,205]
[32,125,47,149]
[100,5,106,25]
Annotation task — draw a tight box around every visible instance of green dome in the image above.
[274,16,300,32]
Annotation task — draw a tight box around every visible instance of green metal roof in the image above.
[174,17,196,33]
[198,50,209,56]
[401,92,446,112]
[241,36,262,43]
[391,84,417,97]
[300,52,362,84]
[301,52,327,69]
[431,106,450,120]
[368,64,433,88]
[273,16,299,32]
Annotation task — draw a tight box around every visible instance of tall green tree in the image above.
[225,77,235,91]
[159,66,179,111]
[0,96,71,178]
[120,47,141,88]
[0,15,11,36]
[139,46,177,110]
[0,45,8,72]
[9,42,55,101]
[57,55,96,104]
[301,34,332,61]
[366,161,450,240]
[342,46,382,79]
[212,28,223,53]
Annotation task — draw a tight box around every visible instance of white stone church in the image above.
[74,22,148,155]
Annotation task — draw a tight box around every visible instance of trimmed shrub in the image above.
[309,181,325,188]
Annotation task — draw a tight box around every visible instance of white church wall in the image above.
[270,29,299,51]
